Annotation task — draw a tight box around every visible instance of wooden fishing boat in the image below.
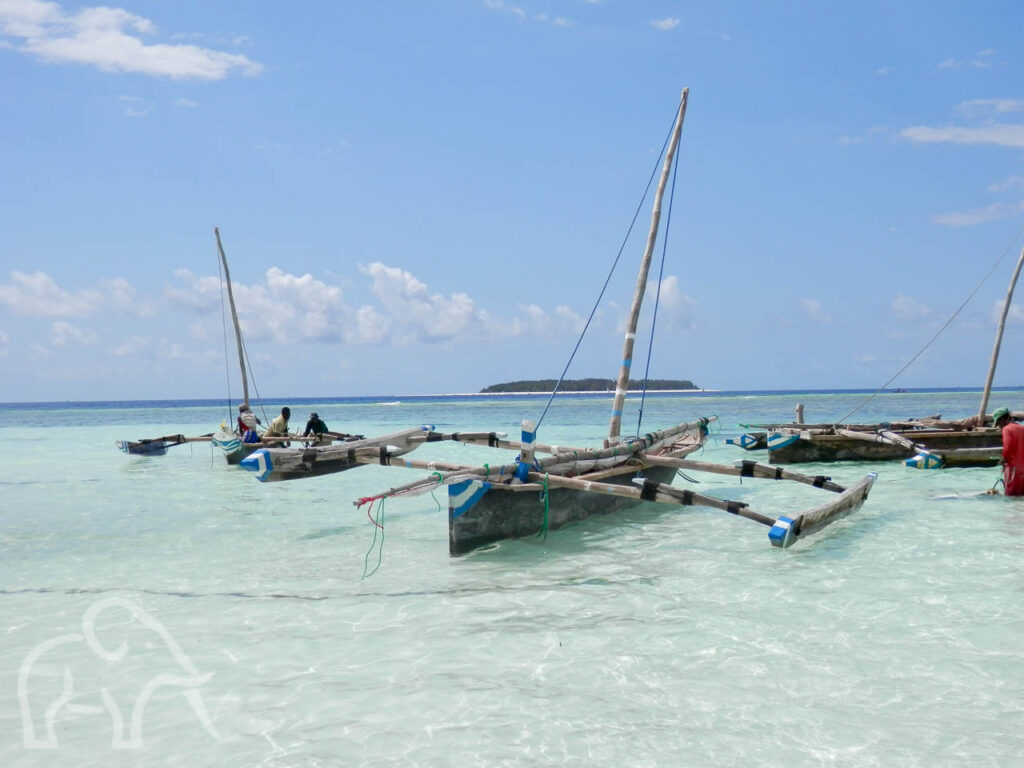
[351,88,877,554]
[731,244,1024,468]
[116,434,212,456]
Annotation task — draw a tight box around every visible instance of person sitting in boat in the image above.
[264,407,292,447]
[303,412,330,445]
[237,404,261,444]
[994,407,1024,496]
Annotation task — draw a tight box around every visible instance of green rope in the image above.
[483,463,490,478]
[536,474,550,541]
[362,499,385,579]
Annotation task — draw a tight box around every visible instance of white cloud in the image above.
[0,270,101,316]
[990,299,1024,326]
[108,335,150,357]
[936,50,999,71]
[890,294,930,319]
[0,0,262,80]
[359,262,489,345]
[931,201,1024,227]
[989,175,1024,192]
[651,17,680,31]
[51,320,97,346]
[956,98,1024,117]
[175,98,198,108]
[0,329,8,357]
[875,66,893,76]
[652,275,697,331]
[836,135,864,146]
[483,1,526,21]
[901,124,1024,148]
[798,298,831,324]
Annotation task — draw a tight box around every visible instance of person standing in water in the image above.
[994,407,1024,496]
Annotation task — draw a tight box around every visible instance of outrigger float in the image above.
[348,88,877,555]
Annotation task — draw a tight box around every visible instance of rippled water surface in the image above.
[1,390,1022,767]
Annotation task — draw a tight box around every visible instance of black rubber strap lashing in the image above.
[775,467,784,480]
[680,490,694,506]
[813,475,827,488]
[426,432,443,442]
[488,432,499,447]
[726,501,747,515]
[379,447,389,465]
[347,449,356,464]
[740,461,757,478]
[451,432,459,441]
[640,479,659,501]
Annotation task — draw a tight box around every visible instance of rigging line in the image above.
[217,243,233,421]
[534,107,679,432]
[838,221,1024,424]
[635,114,684,438]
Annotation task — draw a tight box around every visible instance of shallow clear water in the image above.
[1,391,1022,767]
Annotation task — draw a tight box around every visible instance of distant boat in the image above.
[732,245,1024,469]
[351,88,876,553]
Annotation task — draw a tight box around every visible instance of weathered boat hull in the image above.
[212,429,260,465]
[240,427,427,482]
[116,439,170,456]
[448,463,680,556]
[768,429,1002,464]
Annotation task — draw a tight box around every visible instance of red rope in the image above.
[366,499,384,529]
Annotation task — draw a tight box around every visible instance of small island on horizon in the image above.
[480,378,697,394]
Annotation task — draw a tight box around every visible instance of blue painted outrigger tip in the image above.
[240,449,273,482]
[768,516,797,548]
[766,432,799,450]
[905,451,943,469]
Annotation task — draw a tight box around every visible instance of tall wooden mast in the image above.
[977,245,1024,421]
[608,88,689,442]
[214,227,250,408]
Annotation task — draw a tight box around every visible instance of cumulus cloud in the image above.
[651,17,680,31]
[0,0,262,79]
[0,329,8,357]
[989,175,1024,192]
[890,294,930,319]
[798,298,831,324]
[108,335,150,357]
[936,49,998,71]
[51,320,97,346]
[931,201,1024,227]
[652,275,697,331]
[0,271,101,316]
[990,299,1024,326]
[901,124,1024,148]
[482,0,526,21]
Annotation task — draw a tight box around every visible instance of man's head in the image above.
[239,404,250,412]
[310,412,319,421]
[282,407,291,419]
[993,407,1011,427]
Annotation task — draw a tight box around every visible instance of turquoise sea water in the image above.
[1,389,1022,767]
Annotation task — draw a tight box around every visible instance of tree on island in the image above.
[480,378,697,393]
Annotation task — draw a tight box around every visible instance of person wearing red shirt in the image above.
[994,407,1024,496]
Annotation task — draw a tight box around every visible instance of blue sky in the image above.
[2,0,1024,401]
